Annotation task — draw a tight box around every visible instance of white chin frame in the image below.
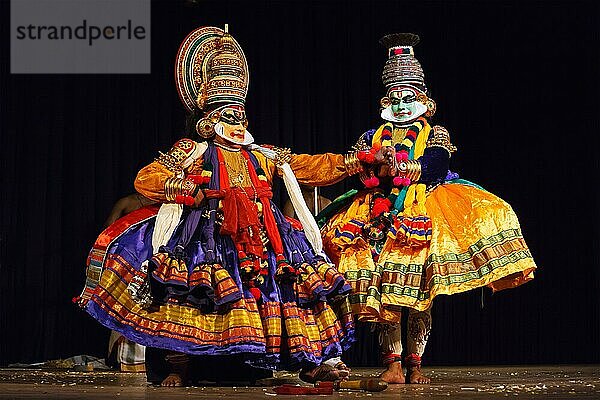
[380,103,427,125]
[214,122,254,146]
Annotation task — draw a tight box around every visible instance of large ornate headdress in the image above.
[379,33,436,122]
[175,25,252,142]
[380,33,426,93]
[175,25,249,113]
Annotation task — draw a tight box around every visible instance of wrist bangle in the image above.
[164,177,176,201]
[396,160,421,180]
[164,177,196,202]
[406,160,421,181]
[393,159,421,187]
[344,151,364,176]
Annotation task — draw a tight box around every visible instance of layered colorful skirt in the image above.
[322,181,536,323]
[78,201,354,370]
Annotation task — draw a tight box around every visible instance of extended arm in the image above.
[255,145,364,187]
[288,153,349,186]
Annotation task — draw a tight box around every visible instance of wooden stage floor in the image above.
[0,365,598,399]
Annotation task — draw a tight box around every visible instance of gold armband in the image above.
[350,132,371,152]
[156,138,198,172]
[156,152,183,173]
[426,125,457,155]
[271,146,292,166]
[164,177,196,202]
[344,152,364,176]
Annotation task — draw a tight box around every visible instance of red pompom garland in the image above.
[175,195,195,206]
[396,150,409,161]
[363,176,380,188]
[186,174,208,184]
[393,176,411,187]
[372,197,392,217]
[357,148,378,164]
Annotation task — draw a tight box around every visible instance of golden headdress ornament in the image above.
[175,25,249,113]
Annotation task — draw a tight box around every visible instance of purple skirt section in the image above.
[84,201,354,371]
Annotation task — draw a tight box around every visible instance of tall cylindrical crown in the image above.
[380,33,427,93]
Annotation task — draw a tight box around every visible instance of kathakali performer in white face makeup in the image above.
[318,33,537,384]
[75,26,366,386]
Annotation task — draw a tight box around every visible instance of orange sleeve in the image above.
[288,153,347,186]
[134,161,175,202]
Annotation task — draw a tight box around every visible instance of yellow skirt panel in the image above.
[322,184,536,322]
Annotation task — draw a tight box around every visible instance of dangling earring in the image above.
[195,110,220,139]
[417,93,436,117]
[380,96,391,109]
[424,98,436,117]
[195,118,215,139]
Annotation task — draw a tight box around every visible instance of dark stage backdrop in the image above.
[1,0,599,366]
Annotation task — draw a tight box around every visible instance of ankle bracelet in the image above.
[405,353,422,368]
[382,352,403,366]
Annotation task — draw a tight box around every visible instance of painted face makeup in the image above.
[213,105,254,146]
[219,107,248,128]
[219,106,248,144]
[380,86,427,125]
[390,88,426,122]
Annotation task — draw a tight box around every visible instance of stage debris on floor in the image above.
[0,365,598,399]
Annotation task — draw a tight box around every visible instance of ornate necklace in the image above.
[215,141,242,152]
[392,126,408,144]
[219,149,258,204]
[221,149,250,188]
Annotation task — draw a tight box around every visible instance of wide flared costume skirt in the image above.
[322,181,536,323]
[78,202,355,371]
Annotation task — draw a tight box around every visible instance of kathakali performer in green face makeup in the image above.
[318,33,537,384]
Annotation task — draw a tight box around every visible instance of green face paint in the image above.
[388,88,427,123]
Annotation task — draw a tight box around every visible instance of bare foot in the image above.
[407,367,430,384]
[334,362,350,380]
[161,373,183,387]
[379,361,405,384]
[299,364,341,383]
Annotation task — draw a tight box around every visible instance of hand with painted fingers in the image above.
[374,146,396,165]
[374,146,398,176]
[377,163,398,178]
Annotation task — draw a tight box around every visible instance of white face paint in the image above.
[213,106,254,146]
[214,122,254,146]
[380,87,427,125]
